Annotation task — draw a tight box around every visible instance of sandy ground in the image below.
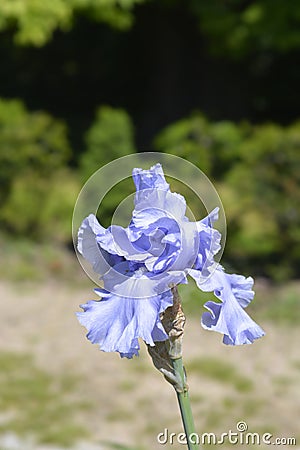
[0,277,300,450]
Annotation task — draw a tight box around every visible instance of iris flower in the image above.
[77,164,264,357]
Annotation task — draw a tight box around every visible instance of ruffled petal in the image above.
[108,225,150,262]
[77,214,123,275]
[133,189,187,224]
[225,273,254,308]
[77,288,173,358]
[193,266,255,309]
[102,262,187,300]
[190,266,265,345]
[201,299,265,345]
[200,207,219,228]
[128,216,180,261]
[129,214,184,274]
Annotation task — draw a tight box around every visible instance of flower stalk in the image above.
[172,357,198,450]
[148,285,200,449]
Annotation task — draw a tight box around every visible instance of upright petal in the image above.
[169,221,199,272]
[194,208,221,273]
[133,163,170,192]
[133,189,187,226]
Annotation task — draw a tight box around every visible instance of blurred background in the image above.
[0,1,299,449]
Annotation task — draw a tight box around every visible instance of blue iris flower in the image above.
[77,163,264,357]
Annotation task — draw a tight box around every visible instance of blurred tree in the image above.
[0,0,144,46]
[0,98,70,197]
[189,0,300,57]
[1,0,299,147]
[154,114,213,175]
[79,105,136,227]
[223,121,300,280]
[2,0,300,55]
[0,0,299,280]
[80,105,136,180]
[154,112,245,178]
[0,98,79,242]
[2,169,79,242]
[154,112,300,279]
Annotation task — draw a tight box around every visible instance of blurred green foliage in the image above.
[0,0,145,46]
[190,0,300,57]
[80,105,136,181]
[155,113,300,279]
[1,0,300,57]
[154,113,243,177]
[0,1,299,282]
[0,98,79,242]
[0,99,137,243]
[2,168,80,242]
[0,98,70,189]
[79,105,136,227]
[1,96,300,279]
[223,121,300,279]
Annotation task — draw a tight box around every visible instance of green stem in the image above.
[172,357,200,450]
